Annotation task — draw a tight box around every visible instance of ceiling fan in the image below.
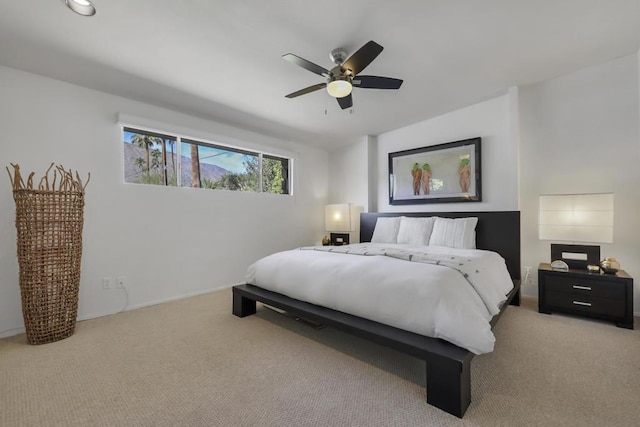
[282,40,403,110]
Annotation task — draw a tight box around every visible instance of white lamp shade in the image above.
[325,204,351,232]
[325,204,362,232]
[539,193,613,243]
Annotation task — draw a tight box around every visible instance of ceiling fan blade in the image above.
[282,53,332,78]
[285,83,327,98]
[341,41,383,76]
[352,75,403,89]
[336,93,353,110]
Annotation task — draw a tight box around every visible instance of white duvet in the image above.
[245,243,514,355]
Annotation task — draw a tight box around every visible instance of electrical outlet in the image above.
[524,266,533,285]
[103,277,113,290]
[117,276,126,289]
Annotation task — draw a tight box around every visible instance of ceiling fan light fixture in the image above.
[283,41,401,108]
[327,76,352,98]
[63,0,96,16]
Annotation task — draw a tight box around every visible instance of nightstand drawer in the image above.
[545,291,626,317]
[545,275,625,299]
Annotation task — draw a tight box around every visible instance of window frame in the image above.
[122,125,293,195]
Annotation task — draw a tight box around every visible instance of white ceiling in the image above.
[1,1,638,150]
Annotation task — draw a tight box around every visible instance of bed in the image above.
[232,211,521,418]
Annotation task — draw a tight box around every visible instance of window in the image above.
[262,154,289,195]
[122,127,291,195]
[124,128,178,186]
[181,140,259,191]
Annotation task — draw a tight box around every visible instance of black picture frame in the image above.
[388,137,481,205]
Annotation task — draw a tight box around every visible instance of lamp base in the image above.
[330,233,350,246]
[550,244,600,270]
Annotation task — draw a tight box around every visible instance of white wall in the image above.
[519,54,640,310]
[328,136,369,209]
[0,65,329,337]
[375,94,519,212]
[329,53,639,315]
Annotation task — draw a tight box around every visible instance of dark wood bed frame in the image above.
[232,211,521,418]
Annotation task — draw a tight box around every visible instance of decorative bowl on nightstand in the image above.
[600,257,620,274]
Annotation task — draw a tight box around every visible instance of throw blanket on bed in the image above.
[300,245,501,316]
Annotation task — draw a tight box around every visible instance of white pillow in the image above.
[370,217,401,244]
[428,217,478,249]
[397,216,436,246]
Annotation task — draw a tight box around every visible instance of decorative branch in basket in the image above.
[6,163,90,345]
[6,162,90,192]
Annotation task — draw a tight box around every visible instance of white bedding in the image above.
[245,243,514,355]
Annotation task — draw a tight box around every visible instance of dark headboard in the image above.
[360,211,521,280]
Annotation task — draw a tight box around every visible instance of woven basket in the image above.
[8,164,89,345]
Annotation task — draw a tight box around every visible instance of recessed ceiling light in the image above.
[63,0,96,17]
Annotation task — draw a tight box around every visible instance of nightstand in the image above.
[538,263,634,329]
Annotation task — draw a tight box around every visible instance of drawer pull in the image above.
[573,301,592,307]
[572,285,592,291]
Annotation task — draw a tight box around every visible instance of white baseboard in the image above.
[2,283,636,338]
[0,283,241,339]
[0,326,26,339]
[78,283,238,321]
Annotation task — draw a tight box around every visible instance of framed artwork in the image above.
[388,137,481,205]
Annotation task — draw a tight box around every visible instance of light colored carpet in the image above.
[1,288,638,427]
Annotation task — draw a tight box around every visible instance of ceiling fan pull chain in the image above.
[324,93,328,115]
